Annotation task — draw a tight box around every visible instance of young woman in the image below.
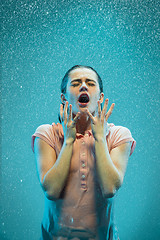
[31,65,136,240]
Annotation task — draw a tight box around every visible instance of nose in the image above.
[79,82,88,92]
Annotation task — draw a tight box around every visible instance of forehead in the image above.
[69,68,98,82]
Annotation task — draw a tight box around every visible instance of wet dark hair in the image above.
[61,65,103,94]
[58,65,103,122]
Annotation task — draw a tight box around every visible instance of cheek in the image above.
[91,91,100,102]
[67,92,77,104]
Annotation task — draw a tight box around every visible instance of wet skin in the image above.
[60,67,115,140]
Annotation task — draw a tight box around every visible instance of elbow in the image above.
[44,190,60,201]
[103,187,117,198]
[42,185,61,200]
[103,177,123,199]
[40,179,61,201]
[103,191,115,199]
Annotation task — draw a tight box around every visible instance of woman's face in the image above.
[61,67,104,115]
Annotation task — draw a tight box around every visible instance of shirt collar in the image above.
[57,122,114,139]
[76,123,113,139]
[76,130,92,139]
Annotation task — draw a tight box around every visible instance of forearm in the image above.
[42,139,73,200]
[95,137,122,197]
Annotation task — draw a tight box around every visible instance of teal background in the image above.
[1,0,159,239]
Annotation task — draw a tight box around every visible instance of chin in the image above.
[76,108,87,116]
[73,107,87,116]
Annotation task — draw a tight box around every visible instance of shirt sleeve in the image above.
[31,124,56,153]
[109,126,136,156]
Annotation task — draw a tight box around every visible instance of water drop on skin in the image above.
[70,217,74,224]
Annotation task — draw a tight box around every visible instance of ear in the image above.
[99,92,104,104]
[61,93,67,104]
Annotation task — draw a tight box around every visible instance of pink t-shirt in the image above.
[31,123,136,240]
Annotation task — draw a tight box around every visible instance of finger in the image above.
[68,104,72,122]
[98,101,101,118]
[85,109,95,123]
[64,101,68,124]
[60,104,63,121]
[72,112,80,126]
[105,103,115,121]
[101,99,109,120]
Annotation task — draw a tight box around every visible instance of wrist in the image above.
[94,135,106,143]
[64,137,75,145]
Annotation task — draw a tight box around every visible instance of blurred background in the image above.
[1,0,159,239]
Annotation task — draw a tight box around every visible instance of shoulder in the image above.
[109,124,132,138]
[31,122,63,153]
[34,123,52,133]
[107,123,136,156]
[34,122,63,136]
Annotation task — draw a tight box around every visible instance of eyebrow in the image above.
[71,79,97,84]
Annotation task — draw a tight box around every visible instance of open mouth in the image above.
[78,93,89,104]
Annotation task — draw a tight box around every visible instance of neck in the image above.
[74,112,92,135]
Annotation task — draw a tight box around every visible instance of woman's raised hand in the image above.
[86,99,115,141]
[60,102,80,143]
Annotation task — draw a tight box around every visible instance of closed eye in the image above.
[72,83,95,87]
[71,83,79,87]
[70,79,96,87]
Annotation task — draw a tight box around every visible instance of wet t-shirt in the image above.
[31,123,136,240]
